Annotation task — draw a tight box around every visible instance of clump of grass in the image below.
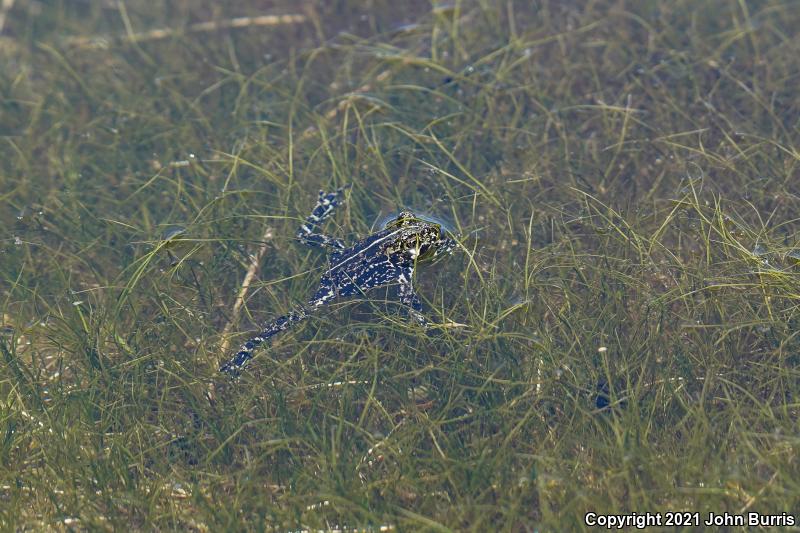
[2,0,799,530]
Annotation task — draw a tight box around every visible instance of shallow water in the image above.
[2,0,800,530]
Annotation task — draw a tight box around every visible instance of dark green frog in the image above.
[220,185,457,374]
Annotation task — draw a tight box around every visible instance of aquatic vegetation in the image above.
[1,0,799,530]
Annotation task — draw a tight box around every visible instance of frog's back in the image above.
[327,227,407,296]
[329,227,396,270]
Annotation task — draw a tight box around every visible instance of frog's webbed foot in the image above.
[296,184,351,250]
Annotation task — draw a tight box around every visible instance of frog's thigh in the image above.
[309,276,337,307]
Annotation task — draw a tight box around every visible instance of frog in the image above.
[219,184,457,375]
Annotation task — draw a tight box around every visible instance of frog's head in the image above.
[387,211,421,228]
[385,211,457,261]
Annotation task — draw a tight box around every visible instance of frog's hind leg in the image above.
[296,184,351,250]
[219,308,309,375]
[219,275,339,375]
[307,274,338,309]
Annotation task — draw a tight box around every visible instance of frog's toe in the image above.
[404,308,429,328]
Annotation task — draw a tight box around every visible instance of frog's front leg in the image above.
[398,265,428,327]
[433,236,458,257]
[296,184,351,250]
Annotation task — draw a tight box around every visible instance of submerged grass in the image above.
[1,0,799,530]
